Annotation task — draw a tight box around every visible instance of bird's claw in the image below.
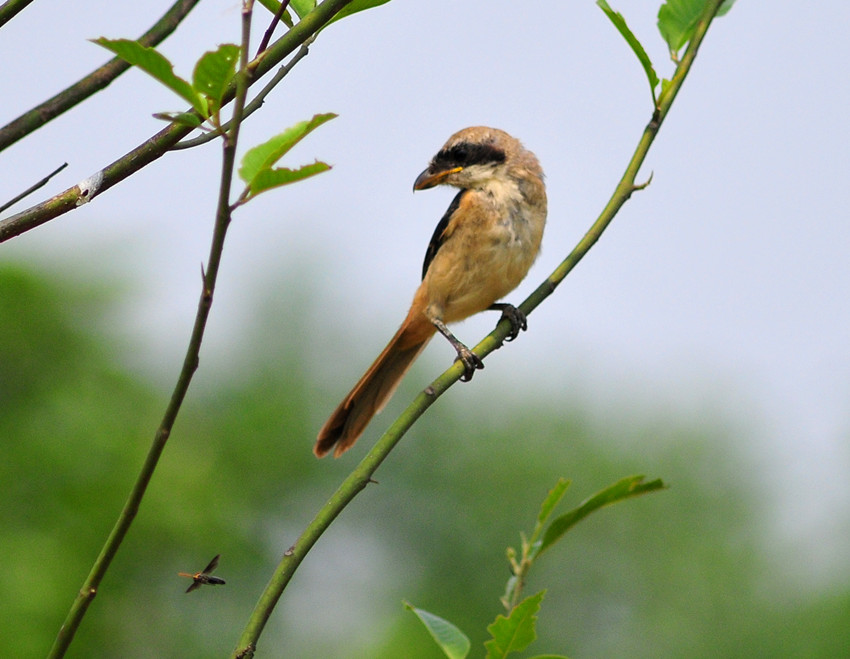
[456,346,484,382]
[500,304,527,342]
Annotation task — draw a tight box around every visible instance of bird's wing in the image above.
[422,190,466,280]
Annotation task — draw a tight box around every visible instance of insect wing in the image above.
[201,554,221,575]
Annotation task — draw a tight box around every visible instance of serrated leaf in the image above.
[193,44,240,113]
[290,0,316,19]
[238,112,337,184]
[404,602,471,659]
[326,0,391,27]
[539,476,666,556]
[247,161,331,196]
[485,591,545,659]
[597,0,659,104]
[537,478,571,527]
[92,38,206,116]
[152,112,203,128]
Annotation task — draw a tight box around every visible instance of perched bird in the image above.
[178,554,226,593]
[315,127,547,458]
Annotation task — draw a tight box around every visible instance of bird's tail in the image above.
[315,307,435,458]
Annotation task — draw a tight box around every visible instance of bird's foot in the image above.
[455,345,484,382]
[491,303,527,342]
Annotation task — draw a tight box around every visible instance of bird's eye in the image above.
[451,144,469,163]
[432,142,506,171]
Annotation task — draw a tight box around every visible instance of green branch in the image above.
[172,35,316,152]
[490,0,722,338]
[0,0,36,29]
[0,0,355,243]
[0,0,203,152]
[46,4,260,657]
[232,0,727,655]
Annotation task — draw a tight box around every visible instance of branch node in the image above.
[74,170,104,206]
[235,644,256,659]
[632,171,654,192]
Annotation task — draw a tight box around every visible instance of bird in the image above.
[315,126,547,458]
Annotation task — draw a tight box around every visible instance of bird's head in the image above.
[413,126,541,192]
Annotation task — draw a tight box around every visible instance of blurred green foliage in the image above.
[1,262,848,658]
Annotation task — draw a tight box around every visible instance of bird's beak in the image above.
[413,166,463,191]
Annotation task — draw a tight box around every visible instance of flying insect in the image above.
[178,554,226,593]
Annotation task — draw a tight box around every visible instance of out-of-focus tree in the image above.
[3,263,849,657]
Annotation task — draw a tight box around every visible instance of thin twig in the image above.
[0,0,35,28]
[256,0,291,57]
[0,0,202,152]
[0,162,67,214]
[0,0,355,244]
[46,3,260,658]
[230,1,728,655]
[173,35,315,151]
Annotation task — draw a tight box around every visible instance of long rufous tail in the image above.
[315,307,435,458]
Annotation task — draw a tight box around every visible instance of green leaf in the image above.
[152,112,203,128]
[238,112,337,184]
[92,38,206,116]
[404,602,471,659]
[526,655,570,659]
[658,0,735,59]
[290,0,316,19]
[717,0,737,17]
[247,161,331,196]
[597,0,659,104]
[537,478,571,527]
[193,44,240,114]
[326,0,392,27]
[658,0,696,56]
[539,476,666,556]
[485,591,545,659]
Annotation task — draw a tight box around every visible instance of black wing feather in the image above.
[422,190,466,280]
